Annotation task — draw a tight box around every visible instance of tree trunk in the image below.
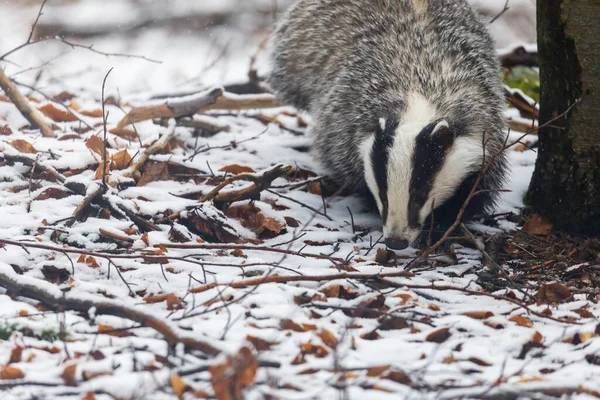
[528,0,600,235]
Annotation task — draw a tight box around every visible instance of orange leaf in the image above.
[79,109,104,118]
[34,187,72,201]
[537,282,571,304]
[166,293,183,311]
[0,365,24,380]
[509,316,534,328]
[111,149,132,170]
[522,214,553,236]
[366,365,390,377]
[171,372,189,399]
[531,331,544,344]
[246,335,279,351]
[426,328,452,343]
[61,363,77,386]
[219,164,255,174]
[10,139,37,154]
[9,346,23,363]
[209,347,257,400]
[39,103,78,122]
[463,311,494,320]
[86,135,105,157]
[318,329,338,349]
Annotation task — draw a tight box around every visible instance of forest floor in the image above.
[1,1,600,400]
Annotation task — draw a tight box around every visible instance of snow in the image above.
[2,1,599,400]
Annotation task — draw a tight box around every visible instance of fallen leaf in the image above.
[209,347,257,400]
[8,346,23,363]
[219,164,255,174]
[10,139,37,154]
[537,282,571,304]
[531,331,544,344]
[509,316,534,328]
[366,366,390,377]
[0,125,12,135]
[97,324,133,338]
[34,187,72,201]
[246,335,279,351]
[39,103,78,122]
[81,393,96,400]
[0,365,24,380]
[171,372,189,399]
[111,149,132,170]
[426,328,452,343]
[61,363,77,386]
[79,109,104,118]
[226,203,284,238]
[463,311,494,320]
[522,214,553,235]
[300,342,329,358]
[280,319,317,332]
[383,370,412,385]
[86,135,105,157]
[375,248,395,264]
[166,293,183,311]
[318,329,338,349]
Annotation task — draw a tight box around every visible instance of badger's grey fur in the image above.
[268,0,508,249]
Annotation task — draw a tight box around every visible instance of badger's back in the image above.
[268,0,507,216]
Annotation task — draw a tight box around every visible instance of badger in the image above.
[267,0,508,250]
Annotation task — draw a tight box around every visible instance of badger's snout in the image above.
[385,237,410,250]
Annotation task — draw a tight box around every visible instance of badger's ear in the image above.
[431,119,450,135]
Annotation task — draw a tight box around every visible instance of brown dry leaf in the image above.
[0,365,25,380]
[61,363,78,386]
[320,284,358,299]
[83,256,100,269]
[537,282,571,304]
[166,293,183,311]
[383,370,412,385]
[39,103,78,122]
[34,187,72,201]
[442,354,456,364]
[246,335,279,351]
[531,331,544,344]
[86,135,105,157]
[8,346,23,364]
[82,371,113,381]
[463,311,494,320]
[426,328,452,343]
[171,372,189,399]
[94,161,111,181]
[143,293,170,304]
[366,366,390,377]
[226,203,284,238]
[81,393,96,400]
[97,324,133,338]
[0,125,12,135]
[10,139,37,154]
[509,316,534,328]
[522,214,553,236]
[468,357,492,367]
[318,329,339,349]
[299,342,329,358]
[109,127,138,140]
[111,149,132,170]
[79,109,104,118]
[219,164,255,174]
[280,319,317,332]
[209,347,258,400]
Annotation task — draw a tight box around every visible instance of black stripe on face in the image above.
[371,115,399,222]
[408,120,456,228]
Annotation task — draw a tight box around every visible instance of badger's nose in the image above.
[385,237,410,250]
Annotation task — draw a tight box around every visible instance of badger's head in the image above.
[360,95,487,250]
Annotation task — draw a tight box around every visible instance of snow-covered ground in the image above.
[3,2,599,400]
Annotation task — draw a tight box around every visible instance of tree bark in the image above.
[529,0,600,235]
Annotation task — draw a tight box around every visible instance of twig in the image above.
[0,265,221,356]
[490,0,510,24]
[0,0,48,61]
[101,68,113,189]
[266,189,333,221]
[114,88,280,132]
[58,38,161,64]
[0,68,54,137]
[64,184,107,228]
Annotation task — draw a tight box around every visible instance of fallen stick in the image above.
[114,88,280,132]
[116,120,177,184]
[1,153,67,185]
[155,165,292,224]
[0,263,221,357]
[0,67,54,137]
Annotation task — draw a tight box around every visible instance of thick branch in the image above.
[0,68,54,137]
[0,264,221,356]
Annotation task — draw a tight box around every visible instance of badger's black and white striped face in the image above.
[361,95,484,250]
